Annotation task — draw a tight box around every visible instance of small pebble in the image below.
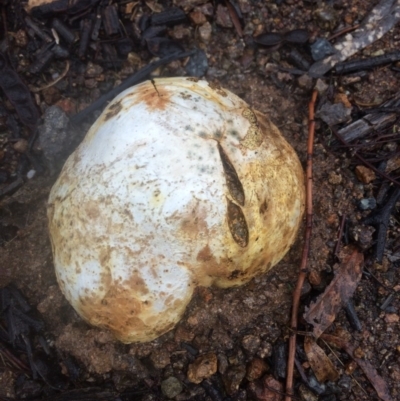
[85,62,103,78]
[298,384,318,401]
[314,5,338,30]
[328,172,342,185]
[308,270,322,286]
[185,48,208,77]
[350,225,375,250]
[358,198,377,210]
[84,79,98,89]
[26,169,36,179]
[310,38,335,61]
[353,347,365,358]
[161,377,183,399]
[199,22,212,42]
[338,374,352,391]
[189,10,207,25]
[222,365,246,395]
[13,139,28,153]
[385,313,400,323]
[150,348,170,369]
[345,360,358,375]
[196,3,213,16]
[297,74,313,90]
[217,353,229,374]
[334,93,352,108]
[246,357,268,381]
[355,165,376,184]
[187,352,217,384]
[241,334,261,354]
[15,29,28,47]
[316,102,351,126]
[314,78,328,95]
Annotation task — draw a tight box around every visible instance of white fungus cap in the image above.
[48,77,305,343]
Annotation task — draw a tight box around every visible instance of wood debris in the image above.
[322,333,393,401]
[309,0,400,76]
[304,248,363,338]
[304,336,339,382]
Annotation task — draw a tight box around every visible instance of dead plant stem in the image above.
[285,89,317,400]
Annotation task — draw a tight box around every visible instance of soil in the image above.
[1,1,400,401]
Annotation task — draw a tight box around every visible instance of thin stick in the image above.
[334,213,346,256]
[285,89,317,401]
[224,0,243,38]
[333,129,400,187]
[328,24,360,41]
[70,49,195,124]
[30,60,70,93]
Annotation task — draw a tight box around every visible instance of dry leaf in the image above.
[322,333,393,401]
[304,336,339,382]
[304,249,363,338]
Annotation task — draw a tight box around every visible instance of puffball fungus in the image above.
[48,77,305,343]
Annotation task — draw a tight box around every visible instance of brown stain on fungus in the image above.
[179,203,209,241]
[125,272,149,296]
[259,199,268,215]
[84,201,100,220]
[78,281,153,342]
[136,84,171,111]
[104,101,123,121]
[208,81,228,97]
[197,244,213,262]
[195,245,235,284]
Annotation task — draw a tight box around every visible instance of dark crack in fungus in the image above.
[227,199,249,248]
[218,143,245,206]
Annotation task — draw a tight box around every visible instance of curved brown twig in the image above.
[285,89,317,400]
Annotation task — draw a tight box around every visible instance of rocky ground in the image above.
[1,1,400,400]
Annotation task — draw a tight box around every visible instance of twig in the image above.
[380,292,396,310]
[70,49,196,124]
[333,130,400,188]
[30,60,70,93]
[334,213,347,256]
[321,333,393,401]
[0,341,30,373]
[224,0,243,38]
[344,299,363,331]
[364,186,400,262]
[0,177,24,200]
[363,265,391,290]
[285,90,317,401]
[335,51,400,74]
[321,338,370,397]
[328,24,360,41]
